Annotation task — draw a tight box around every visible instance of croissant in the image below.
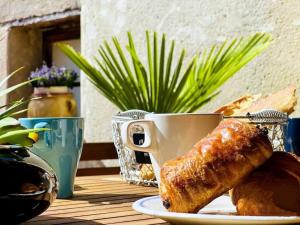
[160,119,273,213]
[231,152,300,216]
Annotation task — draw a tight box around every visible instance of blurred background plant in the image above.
[29,62,78,88]
[58,31,271,113]
[0,68,46,146]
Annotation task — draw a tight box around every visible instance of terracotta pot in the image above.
[28,86,77,117]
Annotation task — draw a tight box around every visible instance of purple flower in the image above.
[29,62,78,88]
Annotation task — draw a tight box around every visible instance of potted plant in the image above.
[27,63,78,117]
[58,31,272,184]
[0,70,58,223]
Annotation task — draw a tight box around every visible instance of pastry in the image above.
[214,85,297,116]
[214,94,261,116]
[230,151,300,216]
[160,119,273,213]
[140,164,155,180]
[240,85,297,115]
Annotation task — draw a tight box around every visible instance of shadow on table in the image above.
[22,215,103,225]
[74,184,87,191]
[70,192,154,206]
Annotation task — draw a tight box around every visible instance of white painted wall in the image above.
[81,0,300,142]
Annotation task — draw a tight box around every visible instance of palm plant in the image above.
[58,31,271,113]
[0,69,46,146]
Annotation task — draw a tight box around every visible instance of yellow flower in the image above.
[28,132,39,143]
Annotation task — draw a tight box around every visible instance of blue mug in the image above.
[19,117,84,198]
[284,117,300,156]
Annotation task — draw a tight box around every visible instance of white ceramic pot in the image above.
[121,113,223,183]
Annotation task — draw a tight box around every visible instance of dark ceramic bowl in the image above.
[0,145,58,224]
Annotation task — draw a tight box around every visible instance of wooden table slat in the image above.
[23,175,169,225]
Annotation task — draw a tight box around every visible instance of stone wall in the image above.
[0,27,9,107]
[7,28,42,110]
[81,0,300,142]
[0,0,80,24]
[0,0,80,115]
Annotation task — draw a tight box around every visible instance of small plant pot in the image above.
[112,110,157,186]
[28,86,77,117]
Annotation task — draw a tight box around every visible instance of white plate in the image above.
[132,195,300,225]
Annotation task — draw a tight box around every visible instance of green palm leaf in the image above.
[0,69,41,117]
[0,69,46,147]
[58,31,271,113]
[0,117,48,147]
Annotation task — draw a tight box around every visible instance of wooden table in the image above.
[23,175,169,225]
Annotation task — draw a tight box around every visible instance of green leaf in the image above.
[58,32,272,113]
[0,68,51,147]
[0,67,23,87]
[0,117,19,128]
[0,68,42,119]
[0,128,48,147]
[0,78,39,98]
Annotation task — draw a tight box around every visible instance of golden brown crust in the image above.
[214,95,261,116]
[240,85,297,115]
[231,152,300,216]
[214,85,297,116]
[159,119,273,213]
[140,164,155,180]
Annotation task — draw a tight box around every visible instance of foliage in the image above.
[0,69,47,147]
[58,31,271,112]
[29,62,78,88]
[0,117,44,146]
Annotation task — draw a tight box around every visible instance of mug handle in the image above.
[121,120,156,153]
[34,122,51,148]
